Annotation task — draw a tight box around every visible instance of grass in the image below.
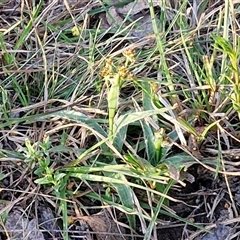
[1,0,240,239]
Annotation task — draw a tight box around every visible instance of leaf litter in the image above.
[3,207,45,240]
[76,210,128,240]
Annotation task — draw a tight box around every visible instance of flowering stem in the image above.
[107,74,120,143]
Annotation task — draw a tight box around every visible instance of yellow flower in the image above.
[100,59,114,78]
[123,49,136,63]
[100,66,112,78]
[127,72,135,80]
[71,25,81,36]
[117,66,128,79]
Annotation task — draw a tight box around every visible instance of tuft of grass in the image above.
[1,0,240,239]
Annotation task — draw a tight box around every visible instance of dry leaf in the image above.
[101,0,163,39]
[200,224,234,240]
[38,206,61,239]
[5,208,45,240]
[79,212,127,240]
[116,0,161,15]
[167,164,180,180]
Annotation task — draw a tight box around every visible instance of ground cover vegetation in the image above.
[1,0,240,239]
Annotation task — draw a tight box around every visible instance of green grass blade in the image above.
[104,170,136,229]
[48,110,108,137]
[15,1,43,50]
[143,179,174,240]
[69,172,178,202]
[113,108,174,139]
[59,185,70,240]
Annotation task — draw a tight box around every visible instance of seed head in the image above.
[117,66,128,79]
[123,49,136,63]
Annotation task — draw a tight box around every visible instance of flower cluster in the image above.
[71,25,82,36]
[100,49,136,81]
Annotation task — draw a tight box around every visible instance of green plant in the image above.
[212,35,240,117]
[100,49,136,142]
[19,136,71,239]
[19,137,65,192]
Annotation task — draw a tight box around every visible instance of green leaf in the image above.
[35,177,52,185]
[161,153,196,169]
[69,172,175,201]
[59,176,70,240]
[104,170,136,229]
[113,108,172,139]
[55,173,66,182]
[47,110,107,137]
